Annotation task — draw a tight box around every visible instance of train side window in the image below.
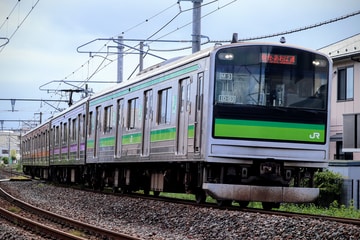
[43,131,46,152]
[49,128,52,148]
[78,114,82,139]
[72,118,77,142]
[63,122,68,144]
[104,105,113,133]
[55,126,59,146]
[158,88,172,124]
[128,98,139,129]
[82,114,86,139]
[88,111,93,136]
[116,99,124,128]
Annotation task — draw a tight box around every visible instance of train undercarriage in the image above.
[23,160,320,209]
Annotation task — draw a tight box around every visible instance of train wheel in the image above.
[262,202,280,210]
[119,187,129,194]
[237,201,249,208]
[195,190,206,204]
[153,191,160,197]
[217,200,232,207]
[112,187,118,193]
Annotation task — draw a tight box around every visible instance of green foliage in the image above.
[10,149,17,160]
[15,163,22,172]
[2,156,9,165]
[314,170,343,194]
[313,170,343,207]
[280,200,360,219]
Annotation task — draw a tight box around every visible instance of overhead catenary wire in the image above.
[0,0,41,53]
[42,4,360,116]
[149,7,360,52]
[52,2,180,100]
[60,0,221,88]
[51,3,360,96]
[0,0,21,31]
[56,0,222,92]
[149,0,237,52]
[213,9,360,43]
[120,2,179,35]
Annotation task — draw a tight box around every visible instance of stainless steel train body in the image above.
[21,42,332,207]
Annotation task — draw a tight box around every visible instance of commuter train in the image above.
[21,41,332,209]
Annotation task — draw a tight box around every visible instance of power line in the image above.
[120,3,179,35]
[50,3,180,102]
[0,0,41,53]
[0,0,21,31]
[146,0,237,52]
[149,7,360,52]
[212,9,360,43]
[54,1,217,89]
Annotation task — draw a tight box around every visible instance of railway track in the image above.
[0,186,142,240]
[1,169,359,238]
[123,190,360,227]
[139,186,360,226]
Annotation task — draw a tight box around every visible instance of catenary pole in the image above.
[192,0,202,53]
[179,0,203,53]
[117,35,124,83]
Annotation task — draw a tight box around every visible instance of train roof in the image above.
[88,40,330,102]
[24,40,329,137]
[88,45,217,101]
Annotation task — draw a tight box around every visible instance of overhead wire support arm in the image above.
[39,80,117,93]
[76,37,194,59]
[0,98,69,112]
[0,98,68,103]
[0,37,9,48]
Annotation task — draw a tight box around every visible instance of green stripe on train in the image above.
[87,140,94,148]
[150,128,176,142]
[214,118,325,143]
[188,125,194,138]
[122,132,142,145]
[87,137,116,148]
[87,125,195,147]
[100,137,115,147]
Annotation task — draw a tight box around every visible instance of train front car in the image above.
[203,43,331,208]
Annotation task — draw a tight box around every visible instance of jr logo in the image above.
[309,132,320,140]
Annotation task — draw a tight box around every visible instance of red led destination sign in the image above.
[261,53,296,65]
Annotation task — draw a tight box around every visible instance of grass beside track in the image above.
[159,192,360,219]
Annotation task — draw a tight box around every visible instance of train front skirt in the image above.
[203,183,319,203]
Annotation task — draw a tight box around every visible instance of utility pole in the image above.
[192,0,202,53]
[179,0,203,53]
[139,41,144,72]
[117,36,124,83]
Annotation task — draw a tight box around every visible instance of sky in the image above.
[0,0,359,131]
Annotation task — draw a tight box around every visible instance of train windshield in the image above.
[214,45,329,110]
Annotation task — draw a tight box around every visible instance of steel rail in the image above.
[0,187,142,240]
[0,206,87,240]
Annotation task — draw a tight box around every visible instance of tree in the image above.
[314,170,343,207]
[2,156,9,165]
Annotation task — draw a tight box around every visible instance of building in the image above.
[0,131,21,164]
[319,33,360,161]
[319,34,360,207]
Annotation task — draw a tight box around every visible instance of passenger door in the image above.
[177,78,191,155]
[115,99,124,158]
[194,72,204,153]
[142,90,153,156]
[93,106,100,160]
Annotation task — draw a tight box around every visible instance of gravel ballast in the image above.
[0,181,360,239]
